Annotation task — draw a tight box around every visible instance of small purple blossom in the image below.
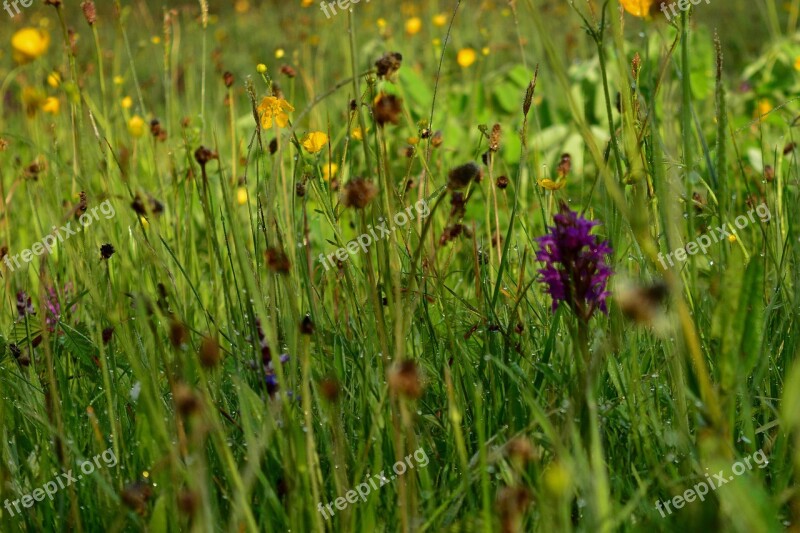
[43,283,77,331]
[535,204,612,321]
[16,291,35,319]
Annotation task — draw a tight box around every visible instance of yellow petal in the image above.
[620,0,653,17]
[538,178,566,191]
[302,131,329,153]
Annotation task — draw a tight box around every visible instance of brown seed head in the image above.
[81,1,96,25]
[169,321,189,348]
[173,383,201,416]
[496,176,509,189]
[319,377,340,402]
[388,360,423,399]
[280,65,297,78]
[375,51,403,79]
[223,71,234,88]
[121,482,152,516]
[373,93,403,126]
[100,243,115,260]
[447,162,481,190]
[341,178,378,209]
[764,165,775,182]
[300,315,315,335]
[489,124,501,152]
[199,336,221,368]
[265,248,291,274]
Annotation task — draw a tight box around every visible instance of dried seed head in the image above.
[374,51,403,79]
[557,153,572,178]
[372,93,403,126]
[265,248,291,274]
[616,281,668,325]
[341,178,378,209]
[764,165,775,182]
[447,162,481,190]
[223,71,234,88]
[269,138,279,154]
[496,486,532,533]
[506,437,537,466]
[388,360,423,399]
[489,124,501,152]
[631,52,641,80]
[295,181,306,197]
[496,175,509,189]
[81,1,96,25]
[177,490,199,516]
[102,327,114,345]
[784,142,796,155]
[194,146,218,166]
[300,315,315,335]
[173,383,201,416]
[169,320,189,348]
[199,336,221,368]
[280,64,297,78]
[121,482,152,516]
[431,130,444,148]
[319,377,340,402]
[100,243,115,260]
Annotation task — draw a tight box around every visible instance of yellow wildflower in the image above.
[275,48,285,59]
[128,115,146,137]
[322,162,338,182]
[620,0,654,17]
[235,0,250,13]
[795,56,800,71]
[352,127,368,140]
[538,178,566,191]
[121,96,133,109]
[113,76,124,85]
[257,96,294,129]
[302,131,329,153]
[237,187,249,205]
[11,28,50,64]
[301,0,313,6]
[757,99,772,118]
[377,18,387,29]
[432,14,447,27]
[405,17,422,35]
[257,63,267,74]
[457,48,477,68]
[47,72,61,88]
[41,97,60,115]
[151,36,161,45]
[728,233,737,243]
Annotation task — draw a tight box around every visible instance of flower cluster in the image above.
[536,205,612,321]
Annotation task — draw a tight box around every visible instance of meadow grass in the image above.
[0,0,799,531]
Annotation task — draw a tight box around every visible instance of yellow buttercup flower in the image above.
[302,131,328,153]
[432,13,447,27]
[457,48,477,68]
[237,187,249,205]
[757,99,772,117]
[727,233,737,243]
[121,96,133,109]
[257,96,294,129]
[322,162,338,182]
[405,17,422,35]
[235,0,251,13]
[47,72,61,88]
[128,115,146,137]
[352,127,368,140]
[113,76,124,85]
[620,0,654,17]
[275,48,285,59]
[794,56,800,71]
[377,18,387,29]
[41,97,60,115]
[538,178,566,191]
[301,0,313,6]
[257,63,267,74]
[11,28,50,64]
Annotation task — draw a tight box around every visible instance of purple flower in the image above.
[535,204,612,321]
[43,283,77,331]
[16,291,35,319]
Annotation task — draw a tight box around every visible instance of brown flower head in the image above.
[100,243,115,259]
[447,162,481,190]
[121,482,152,516]
[265,248,291,274]
[388,360,423,399]
[81,1,96,25]
[375,51,403,79]
[341,178,378,209]
[199,336,221,368]
[373,93,403,126]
